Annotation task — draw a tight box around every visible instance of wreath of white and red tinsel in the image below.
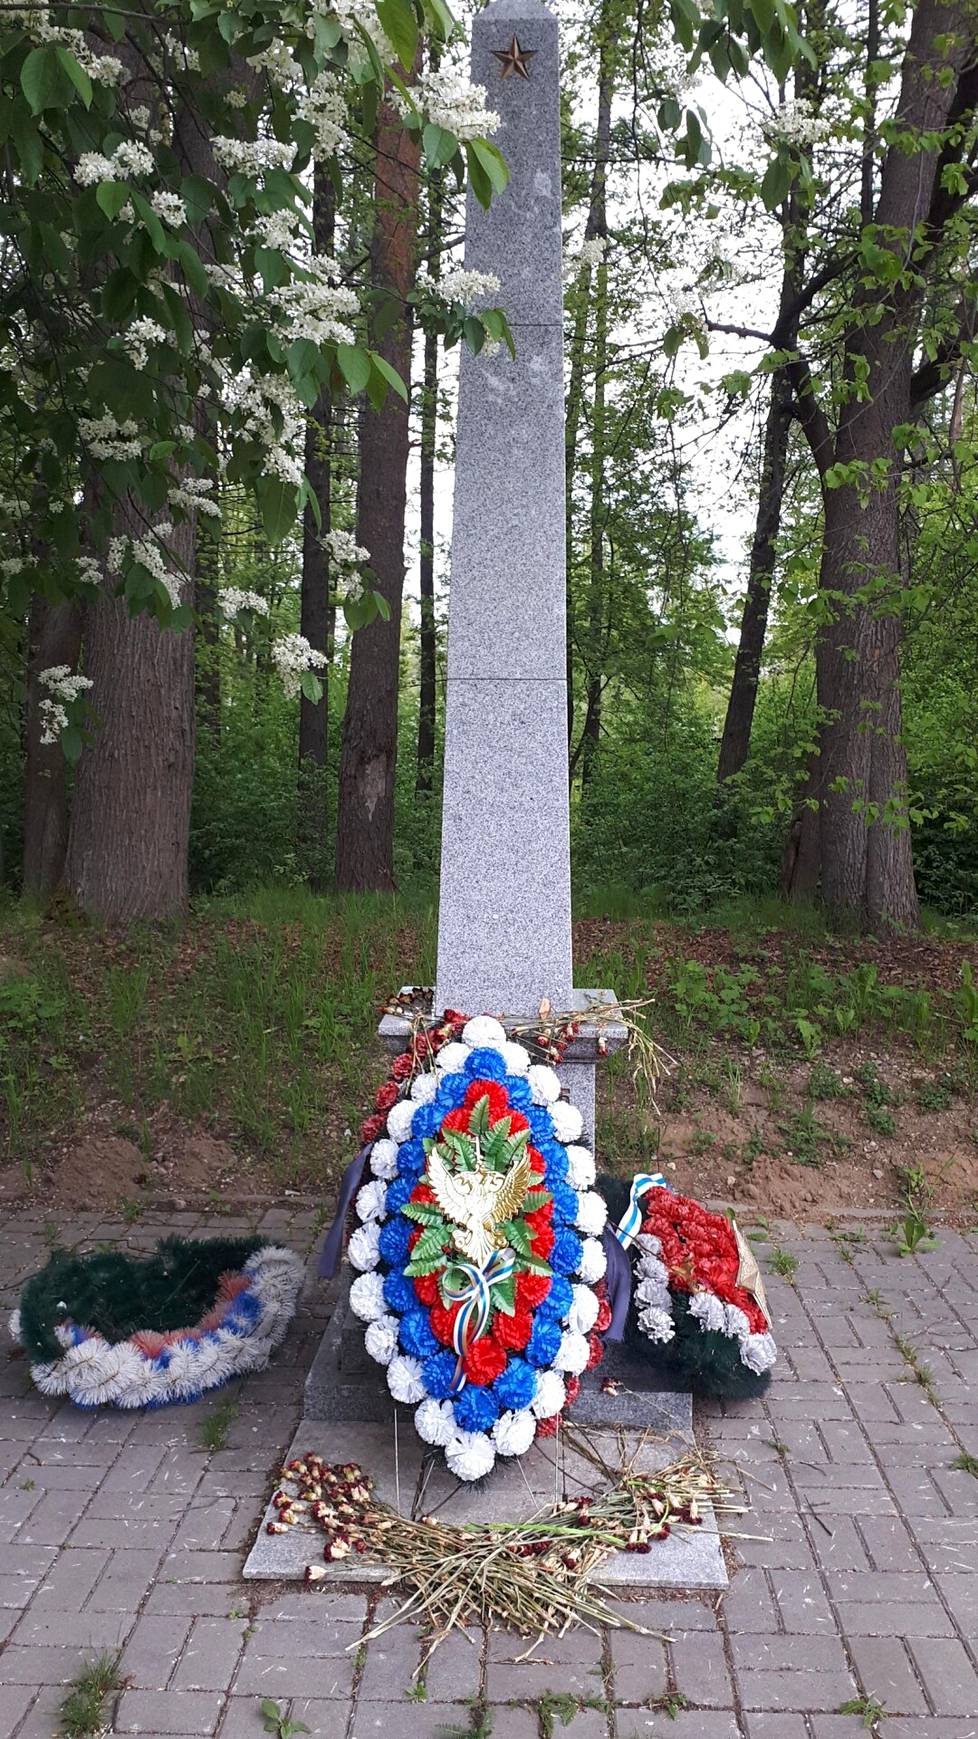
[337,1014,611,1480]
[602,1175,778,1398]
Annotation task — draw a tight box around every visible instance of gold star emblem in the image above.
[492,35,535,79]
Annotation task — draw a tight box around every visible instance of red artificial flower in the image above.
[531,1224,555,1259]
[563,1374,581,1406]
[594,1296,613,1335]
[507,1110,530,1135]
[528,1146,545,1176]
[463,1336,507,1386]
[430,1302,461,1346]
[535,1413,559,1437]
[411,1182,436,1206]
[360,1112,385,1144]
[640,1188,769,1335]
[516,1272,551,1309]
[440,1107,470,1135]
[494,1307,533,1351]
[413,1273,439,1307]
[391,1053,414,1082]
[374,1080,399,1113]
[586,1332,604,1371]
[464,1079,509,1120]
[525,1205,553,1238]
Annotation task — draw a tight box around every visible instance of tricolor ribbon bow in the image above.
[613,1171,670,1250]
[441,1248,516,1394]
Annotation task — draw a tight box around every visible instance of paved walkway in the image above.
[2,1207,977,1738]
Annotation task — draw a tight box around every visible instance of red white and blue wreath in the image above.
[335,1016,611,1480]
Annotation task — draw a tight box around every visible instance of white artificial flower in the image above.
[500,1041,530,1076]
[554,1329,590,1376]
[386,1099,415,1145]
[369,1139,399,1180]
[387,1354,426,1404]
[348,1272,386,1323]
[461,1016,506,1049]
[492,1409,537,1456]
[741,1332,778,1374]
[567,1283,599,1336]
[415,1397,456,1447]
[550,1101,584,1145]
[530,1370,565,1419]
[576,1191,607,1237]
[364,1314,399,1365]
[435,1041,470,1075]
[577,1237,607,1284]
[635,1231,663,1258]
[565,1145,596,1190]
[637,1305,675,1344]
[725,1304,751,1342]
[347,1222,381,1272]
[355,1179,387,1223]
[409,1072,438,1104]
[527,1064,561,1106]
[688,1291,726,1334]
[446,1428,495,1482]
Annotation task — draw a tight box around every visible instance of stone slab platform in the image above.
[242,1418,727,1591]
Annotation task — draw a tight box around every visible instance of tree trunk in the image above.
[64,519,195,923]
[195,509,221,743]
[23,595,82,898]
[299,166,336,882]
[716,365,793,781]
[416,163,442,796]
[335,81,420,891]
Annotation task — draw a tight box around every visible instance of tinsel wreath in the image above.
[599,1174,775,1400]
[18,1236,264,1365]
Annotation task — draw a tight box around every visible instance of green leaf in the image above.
[21,43,76,114]
[61,725,83,764]
[256,473,297,543]
[96,182,132,222]
[55,44,93,108]
[464,143,493,211]
[468,137,509,195]
[336,343,372,394]
[760,153,792,212]
[368,351,408,403]
[423,122,458,168]
[130,190,167,253]
[299,669,323,704]
[376,0,419,70]
[463,316,485,354]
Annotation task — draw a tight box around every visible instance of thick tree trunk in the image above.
[416,167,442,796]
[195,510,221,744]
[716,366,793,781]
[23,595,82,898]
[335,83,420,890]
[299,167,336,882]
[64,520,195,922]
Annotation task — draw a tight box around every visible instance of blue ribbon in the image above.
[613,1171,669,1250]
[318,1145,372,1278]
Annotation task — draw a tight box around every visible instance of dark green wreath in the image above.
[18,1235,263,1365]
[599,1173,771,1401]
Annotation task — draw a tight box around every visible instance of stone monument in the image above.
[244,0,717,1589]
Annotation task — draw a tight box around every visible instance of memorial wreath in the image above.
[11,1236,304,1408]
[332,1014,612,1478]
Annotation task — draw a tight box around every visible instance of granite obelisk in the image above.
[434,0,573,1021]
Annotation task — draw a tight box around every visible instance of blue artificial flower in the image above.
[410,1103,442,1139]
[399,1310,439,1360]
[493,1356,537,1412]
[396,1138,428,1178]
[525,1315,563,1368]
[434,1073,470,1111]
[539,1274,573,1322]
[454,1384,500,1432]
[503,1076,534,1112]
[464,1047,508,1080]
[545,1151,569,1189]
[378,1216,413,1266]
[384,1174,415,1215]
[528,1106,556,1143]
[421,1349,459,1400]
[383,1271,415,1315]
[552,1229,584,1275]
[550,1182,579,1224]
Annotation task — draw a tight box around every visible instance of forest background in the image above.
[1,0,977,1221]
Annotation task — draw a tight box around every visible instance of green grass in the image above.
[196,1395,241,1453]
[58,1652,124,1738]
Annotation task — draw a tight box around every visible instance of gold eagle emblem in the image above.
[428,1146,533,1268]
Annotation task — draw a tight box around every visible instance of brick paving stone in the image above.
[10,1607,132,1651]
[247,1593,366,1653]
[0,1643,88,1684]
[848,1636,927,1715]
[872,1722,978,1738]
[419,1630,484,1702]
[28,1545,110,1611]
[115,1688,226,1733]
[172,1616,249,1692]
[352,1705,476,1737]
[475,1709,539,1739]
[233,1653,356,1700]
[769,1569,836,1635]
[855,1516,921,1573]
[668,1633,733,1709]
[9,1684,66,1739]
[743,1718,808,1738]
[906,1635,978,1716]
[0,1683,36,1732]
[618,1715,742,1738]
[144,1578,244,1617]
[485,1629,606,1703]
[119,1615,193,1689]
[356,1628,423,1700]
[731,1633,856,1713]
[608,1631,669,1704]
[604,1597,718,1633]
